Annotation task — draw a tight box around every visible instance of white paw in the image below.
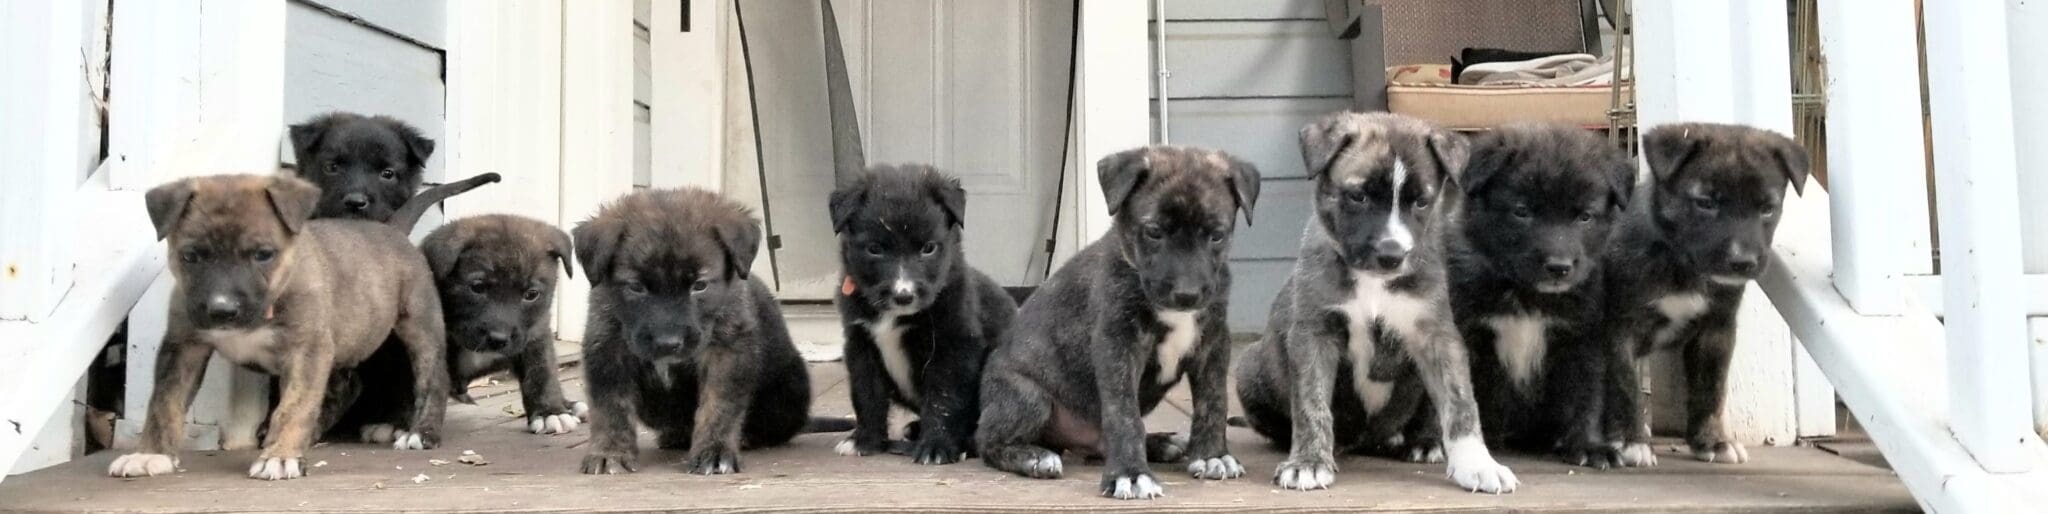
[1106,474,1165,500]
[246,457,304,481]
[570,401,590,418]
[1023,452,1064,478]
[1407,443,1445,464]
[834,438,858,457]
[1273,458,1337,491]
[528,413,581,434]
[392,430,425,450]
[359,423,397,444]
[1695,441,1749,464]
[1617,441,1659,467]
[1187,455,1244,480]
[1444,436,1519,494]
[108,453,177,477]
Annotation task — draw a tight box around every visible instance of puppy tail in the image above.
[802,416,856,433]
[1226,415,1251,428]
[386,172,503,232]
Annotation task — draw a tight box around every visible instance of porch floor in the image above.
[2,354,1916,513]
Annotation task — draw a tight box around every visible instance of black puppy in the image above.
[574,188,825,475]
[421,214,585,434]
[1602,123,1809,466]
[1445,123,1634,467]
[828,164,1017,465]
[977,146,1258,500]
[289,112,435,222]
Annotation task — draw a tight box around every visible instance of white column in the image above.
[1818,0,1934,316]
[1924,0,2035,472]
[651,0,727,191]
[557,0,638,342]
[2007,0,2048,436]
[1072,0,1150,247]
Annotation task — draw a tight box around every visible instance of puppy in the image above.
[1443,123,1635,467]
[419,214,586,434]
[289,112,436,222]
[1232,112,1518,493]
[827,164,1017,465]
[574,188,819,475]
[977,146,1258,500]
[1601,123,1809,466]
[112,173,451,481]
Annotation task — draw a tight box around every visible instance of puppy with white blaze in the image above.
[827,164,1017,465]
[1233,112,1518,493]
[1600,123,1809,467]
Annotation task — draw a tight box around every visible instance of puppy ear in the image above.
[547,226,576,279]
[930,174,967,228]
[386,118,436,169]
[1766,135,1811,196]
[289,119,326,163]
[264,177,321,236]
[1424,131,1471,188]
[144,179,196,241]
[714,217,763,280]
[571,216,624,284]
[1226,156,1262,225]
[420,226,470,279]
[1298,114,1356,179]
[827,181,865,234]
[1095,148,1150,217]
[1641,125,1705,188]
[1455,132,1508,196]
[1605,151,1639,211]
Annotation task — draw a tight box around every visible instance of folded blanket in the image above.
[1460,52,1627,87]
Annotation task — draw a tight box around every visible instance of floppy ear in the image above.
[827,179,866,234]
[1767,135,1811,196]
[420,226,471,279]
[1424,131,1472,188]
[930,174,967,228]
[144,179,196,241]
[571,216,625,285]
[1641,125,1704,188]
[1095,148,1150,217]
[264,177,321,236]
[1454,132,1507,196]
[289,120,326,162]
[1298,114,1356,179]
[1226,156,1262,225]
[713,217,763,280]
[1605,151,1639,211]
[383,118,436,169]
[547,226,576,279]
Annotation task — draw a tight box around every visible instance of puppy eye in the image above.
[1693,197,1720,211]
[1345,190,1368,204]
[623,282,648,295]
[1143,225,1166,240]
[1511,206,1534,219]
[523,288,542,302]
[1412,197,1431,210]
[250,248,276,263]
[379,168,398,181]
[920,242,939,256]
[181,248,202,263]
[1578,210,1597,223]
[1760,204,1779,216]
[864,244,884,257]
[1208,231,1225,244]
[689,280,711,294]
[469,281,487,294]
[324,159,340,175]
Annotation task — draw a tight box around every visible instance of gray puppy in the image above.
[113,173,453,481]
[977,146,1258,500]
[1601,123,1809,467]
[1233,112,1518,493]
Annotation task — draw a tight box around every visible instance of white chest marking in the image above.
[1485,315,1551,392]
[649,356,686,388]
[1651,292,1711,345]
[198,327,279,369]
[869,308,920,402]
[1384,160,1415,251]
[1154,310,1201,384]
[1337,272,1430,413]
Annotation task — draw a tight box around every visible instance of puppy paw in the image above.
[910,436,965,465]
[1273,457,1338,490]
[1445,437,1518,494]
[580,452,638,475]
[1099,471,1165,500]
[1012,449,1064,479]
[1693,441,1748,464]
[528,412,582,435]
[1562,443,1621,470]
[359,423,398,444]
[1144,432,1189,463]
[108,453,178,477]
[685,444,742,475]
[390,429,437,450]
[569,401,590,419]
[1617,441,1660,467]
[1405,440,1445,464]
[246,456,304,481]
[1187,454,1244,480]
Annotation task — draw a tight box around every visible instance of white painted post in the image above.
[557,0,638,342]
[651,0,726,191]
[2007,0,2048,436]
[0,0,90,324]
[1816,0,1935,315]
[1923,0,2036,472]
[1072,0,1150,246]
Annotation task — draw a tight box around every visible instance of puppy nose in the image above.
[342,193,370,211]
[1372,252,1407,271]
[484,330,514,347]
[1728,255,1760,274]
[890,293,916,306]
[1543,258,1576,278]
[1169,290,1202,308]
[206,295,240,321]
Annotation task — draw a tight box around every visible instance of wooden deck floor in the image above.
[1,359,1917,513]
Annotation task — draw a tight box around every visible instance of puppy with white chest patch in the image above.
[828,164,1018,465]
[1233,112,1518,493]
[1441,123,1636,467]
[977,146,1258,500]
[1601,123,1810,467]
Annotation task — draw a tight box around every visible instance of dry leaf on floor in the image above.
[429,459,450,466]
[411,473,430,484]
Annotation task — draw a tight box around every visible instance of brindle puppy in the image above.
[421,215,584,434]
[112,173,450,481]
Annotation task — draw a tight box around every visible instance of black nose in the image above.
[1168,289,1202,308]
[890,293,916,306]
[206,296,240,322]
[1728,255,1759,274]
[483,330,514,348]
[342,193,370,211]
[1373,253,1406,271]
[1543,258,1576,278]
